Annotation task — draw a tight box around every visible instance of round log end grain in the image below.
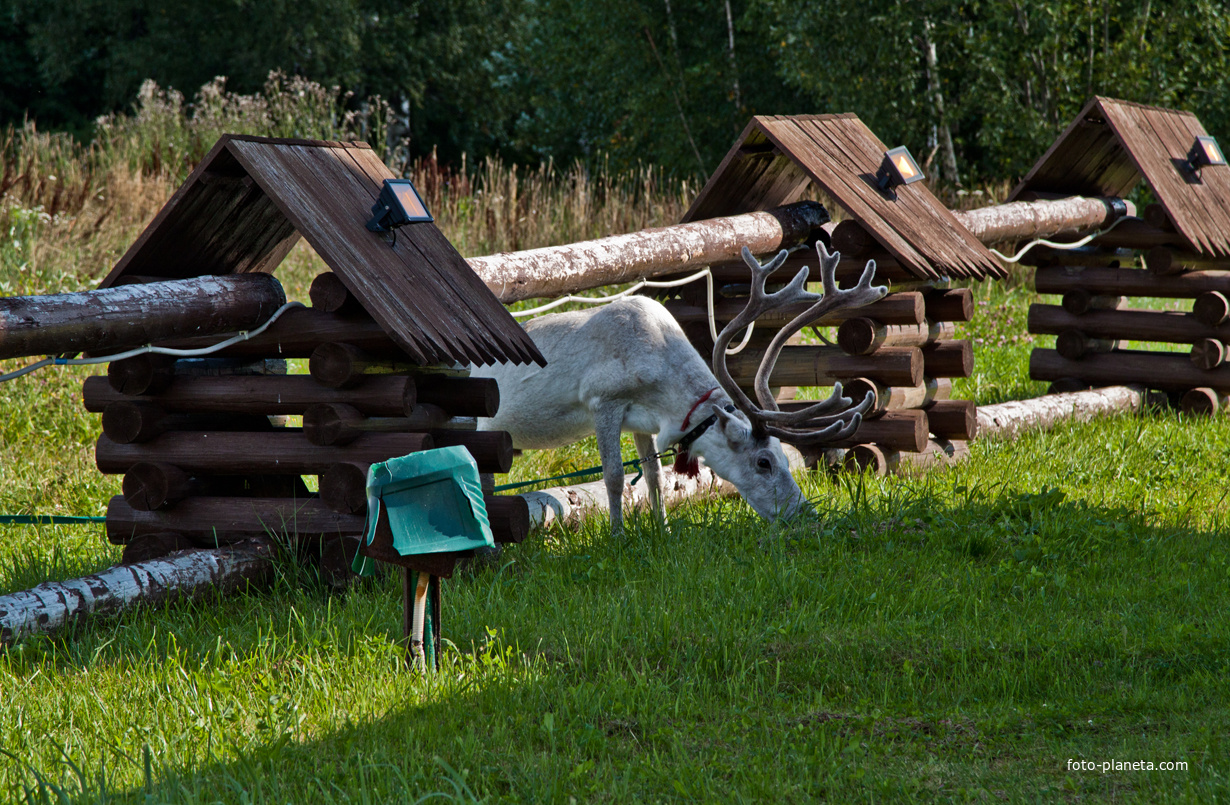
[303,403,364,446]
[1190,338,1226,371]
[1193,291,1230,327]
[309,342,365,389]
[122,461,193,511]
[320,462,370,515]
[108,354,176,395]
[309,272,357,313]
[120,532,197,563]
[836,318,879,356]
[1179,387,1226,416]
[842,444,889,476]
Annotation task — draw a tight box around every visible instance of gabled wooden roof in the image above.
[100,135,543,367]
[1008,97,1230,257]
[685,115,1004,280]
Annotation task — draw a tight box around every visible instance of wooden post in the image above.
[924,288,974,322]
[921,341,973,378]
[0,274,286,360]
[924,400,978,440]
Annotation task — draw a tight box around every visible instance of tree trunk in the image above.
[951,196,1132,245]
[975,385,1146,440]
[465,202,829,302]
[0,274,286,360]
[0,540,275,646]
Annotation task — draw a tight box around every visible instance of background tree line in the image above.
[3,0,1228,184]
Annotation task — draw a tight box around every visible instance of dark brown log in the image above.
[466,201,829,303]
[0,538,276,645]
[108,355,176,395]
[1191,339,1226,370]
[1061,290,1123,316]
[96,431,434,476]
[102,401,274,444]
[778,405,928,452]
[486,495,531,544]
[310,342,418,389]
[830,220,878,255]
[83,375,417,417]
[120,532,197,564]
[664,291,926,328]
[1146,246,1230,276]
[1028,304,1230,345]
[1193,291,1230,327]
[924,288,974,322]
[843,439,969,477]
[430,430,515,474]
[1029,349,1230,391]
[1021,246,1131,269]
[1055,330,1117,360]
[1084,217,1188,249]
[303,402,463,446]
[726,346,923,388]
[1179,388,1229,416]
[1143,203,1174,231]
[706,252,913,286]
[924,399,978,440]
[320,462,369,514]
[1035,266,1230,299]
[319,537,365,590]
[414,376,500,418]
[309,272,360,314]
[0,274,286,360]
[106,496,364,546]
[122,462,197,511]
[156,307,405,359]
[841,377,951,416]
[1047,378,1092,394]
[836,318,954,356]
[921,341,973,378]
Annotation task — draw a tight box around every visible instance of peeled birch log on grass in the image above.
[0,539,275,646]
[465,201,829,303]
[974,385,1147,440]
[0,274,286,360]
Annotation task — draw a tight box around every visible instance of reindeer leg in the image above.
[633,432,664,523]
[592,404,629,533]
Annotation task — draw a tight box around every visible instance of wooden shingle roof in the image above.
[685,115,1004,280]
[100,135,543,367]
[1008,97,1230,257]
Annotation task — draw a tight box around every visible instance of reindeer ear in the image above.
[715,406,756,443]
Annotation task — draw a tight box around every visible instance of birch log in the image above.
[466,201,828,303]
[951,197,1133,245]
[974,386,1146,440]
[0,540,274,645]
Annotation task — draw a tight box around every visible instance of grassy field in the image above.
[2,82,1230,803]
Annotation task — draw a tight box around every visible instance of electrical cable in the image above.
[988,216,1131,264]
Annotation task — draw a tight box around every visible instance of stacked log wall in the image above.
[92,272,529,573]
[1026,204,1230,418]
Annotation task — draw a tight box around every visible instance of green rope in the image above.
[492,449,676,493]
[0,515,107,526]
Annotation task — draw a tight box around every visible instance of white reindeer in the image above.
[473,242,887,531]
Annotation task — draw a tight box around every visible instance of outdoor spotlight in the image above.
[1185,135,1227,174]
[366,178,434,233]
[875,146,925,195]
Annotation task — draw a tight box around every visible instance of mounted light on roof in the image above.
[1185,135,1227,174]
[366,178,434,233]
[875,146,925,196]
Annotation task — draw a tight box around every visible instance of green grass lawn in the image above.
[2,274,1229,803]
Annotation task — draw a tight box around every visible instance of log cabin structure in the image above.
[1012,97,1230,415]
[652,114,1005,470]
[85,134,545,580]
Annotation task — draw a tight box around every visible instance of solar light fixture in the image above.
[366,178,433,233]
[875,146,925,196]
[1185,135,1227,174]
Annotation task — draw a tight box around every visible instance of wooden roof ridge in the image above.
[683,113,1003,281]
[99,134,543,367]
[1008,96,1230,257]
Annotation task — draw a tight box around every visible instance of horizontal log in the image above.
[726,346,923,388]
[102,401,274,444]
[120,532,198,564]
[154,307,406,359]
[430,430,515,474]
[485,495,531,544]
[1085,217,1189,250]
[921,341,973,378]
[309,272,360,314]
[924,399,977,440]
[1193,292,1230,327]
[1034,266,1230,299]
[1191,339,1226,370]
[924,288,973,322]
[310,342,418,389]
[106,496,364,545]
[0,274,286,360]
[303,403,470,446]
[778,405,927,452]
[1061,290,1123,316]
[415,376,500,418]
[466,201,829,303]
[120,466,309,511]
[705,251,913,287]
[664,291,925,329]
[842,439,969,476]
[84,374,418,417]
[840,377,951,416]
[1055,330,1118,360]
[97,431,434,476]
[975,385,1146,440]
[0,539,275,645]
[1146,246,1230,276]
[1030,349,1230,392]
[1179,387,1230,416]
[836,318,954,356]
[1020,246,1133,269]
[1028,304,1230,345]
[952,196,1132,245]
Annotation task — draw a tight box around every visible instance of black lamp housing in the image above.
[366,178,434,233]
[1185,135,1227,174]
[875,146,925,194]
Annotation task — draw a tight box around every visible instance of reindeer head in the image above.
[702,241,888,519]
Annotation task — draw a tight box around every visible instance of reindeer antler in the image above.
[712,242,889,446]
